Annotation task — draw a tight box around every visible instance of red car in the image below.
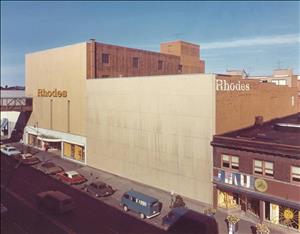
[56,171,87,185]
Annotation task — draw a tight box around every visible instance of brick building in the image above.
[211,114,300,232]
[87,39,205,79]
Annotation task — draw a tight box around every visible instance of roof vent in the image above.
[254,116,264,126]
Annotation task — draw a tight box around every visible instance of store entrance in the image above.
[247,197,260,217]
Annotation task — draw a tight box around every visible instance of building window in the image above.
[133,57,139,69]
[102,53,109,64]
[254,160,273,177]
[222,154,239,170]
[271,79,287,86]
[158,60,163,70]
[291,166,300,183]
[178,64,183,73]
[291,96,295,106]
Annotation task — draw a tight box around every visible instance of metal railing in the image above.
[0,97,33,112]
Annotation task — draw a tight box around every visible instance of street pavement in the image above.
[2,143,298,234]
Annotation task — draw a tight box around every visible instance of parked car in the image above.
[39,162,64,175]
[56,171,87,185]
[121,189,162,219]
[1,146,21,156]
[162,207,219,234]
[0,142,6,149]
[85,181,115,197]
[15,153,41,165]
[36,190,75,214]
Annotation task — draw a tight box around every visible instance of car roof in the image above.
[6,146,17,150]
[49,191,72,201]
[168,209,219,234]
[91,181,106,186]
[66,171,79,176]
[125,189,158,203]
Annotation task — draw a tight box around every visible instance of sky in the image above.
[1,1,299,86]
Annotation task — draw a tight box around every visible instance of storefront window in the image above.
[265,202,299,230]
[217,190,238,209]
[63,142,85,163]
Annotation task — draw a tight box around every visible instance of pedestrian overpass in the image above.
[0,97,33,142]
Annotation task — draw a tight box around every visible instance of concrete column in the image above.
[259,200,265,222]
[213,185,218,209]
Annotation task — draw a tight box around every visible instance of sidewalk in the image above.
[11,143,298,234]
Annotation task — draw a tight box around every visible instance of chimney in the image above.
[88,39,96,79]
[254,116,264,126]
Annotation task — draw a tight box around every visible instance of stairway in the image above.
[9,111,32,142]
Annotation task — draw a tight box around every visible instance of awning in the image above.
[215,182,300,210]
[37,134,62,143]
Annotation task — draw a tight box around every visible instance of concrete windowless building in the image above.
[25,40,298,204]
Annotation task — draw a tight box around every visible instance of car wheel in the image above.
[140,213,145,219]
[123,205,128,212]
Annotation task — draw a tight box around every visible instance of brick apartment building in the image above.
[211,114,300,232]
[87,39,205,79]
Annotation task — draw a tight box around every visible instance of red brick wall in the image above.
[213,146,300,202]
[87,42,181,79]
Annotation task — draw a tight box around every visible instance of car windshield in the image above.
[151,201,159,207]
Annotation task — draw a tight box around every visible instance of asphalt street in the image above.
[1,155,166,234]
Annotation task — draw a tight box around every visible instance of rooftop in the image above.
[211,113,300,158]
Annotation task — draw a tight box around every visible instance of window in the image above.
[291,96,295,106]
[254,160,273,177]
[137,199,147,206]
[178,64,183,72]
[271,79,287,86]
[222,154,239,170]
[133,57,139,69]
[291,166,300,183]
[158,60,163,70]
[102,53,109,64]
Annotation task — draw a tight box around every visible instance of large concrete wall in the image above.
[216,76,298,134]
[25,43,87,136]
[86,74,216,204]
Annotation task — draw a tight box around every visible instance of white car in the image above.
[0,146,21,156]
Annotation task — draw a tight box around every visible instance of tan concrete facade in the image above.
[25,43,87,136]
[86,74,216,204]
[24,41,298,205]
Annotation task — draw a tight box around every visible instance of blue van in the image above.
[121,189,162,219]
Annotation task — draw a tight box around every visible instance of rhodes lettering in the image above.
[37,89,68,97]
[216,80,250,91]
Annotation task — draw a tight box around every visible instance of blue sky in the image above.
[1,1,299,86]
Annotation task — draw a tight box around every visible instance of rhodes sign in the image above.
[37,89,68,98]
[216,80,250,91]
